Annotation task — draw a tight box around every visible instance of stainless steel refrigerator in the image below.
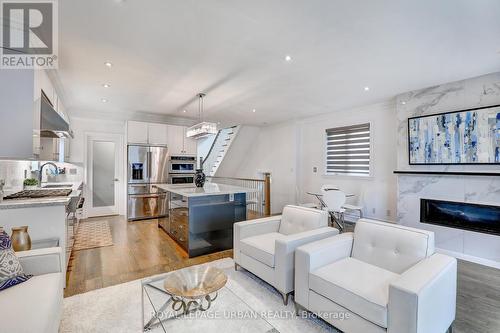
[127,145,169,221]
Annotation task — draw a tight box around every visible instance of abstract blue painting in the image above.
[408,105,500,164]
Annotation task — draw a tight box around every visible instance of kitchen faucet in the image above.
[38,162,59,185]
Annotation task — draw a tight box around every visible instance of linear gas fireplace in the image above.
[420,199,500,236]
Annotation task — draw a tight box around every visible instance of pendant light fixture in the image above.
[186,93,218,139]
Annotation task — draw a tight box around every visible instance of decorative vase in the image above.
[194,169,206,188]
[11,226,31,252]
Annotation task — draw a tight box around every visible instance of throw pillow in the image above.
[0,229,31,291]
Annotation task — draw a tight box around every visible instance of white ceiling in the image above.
[57,0,500,126]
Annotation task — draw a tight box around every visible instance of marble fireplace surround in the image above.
[396,72,500,268]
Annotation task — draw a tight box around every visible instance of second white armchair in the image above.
[233,205,339,305]
[295,219,457,333]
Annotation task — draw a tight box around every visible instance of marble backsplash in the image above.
[396,72,500,266]
[0,160,82,194]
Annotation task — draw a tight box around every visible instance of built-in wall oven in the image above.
[169,155,196,174]
[169,174,195,184]
[167,155,196,204]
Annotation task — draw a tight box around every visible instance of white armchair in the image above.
[234,205,339,305]
[0,247,63,333]
[295,219,457,333]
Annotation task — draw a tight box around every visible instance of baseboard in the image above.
[436,248,500,269]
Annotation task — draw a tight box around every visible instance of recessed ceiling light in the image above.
[104,61,113,68]
[101,98,108,103]
[364,86,370,91]
[102,83,111,88]
[285,55,292,62]
[401,101,406,105]
[252,109,256,113]
[182,110,187,113]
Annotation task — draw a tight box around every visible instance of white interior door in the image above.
[86,133,122,217]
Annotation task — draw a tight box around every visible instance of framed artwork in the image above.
[408,104,500,165]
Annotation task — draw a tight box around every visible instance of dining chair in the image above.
[321,189,346,231]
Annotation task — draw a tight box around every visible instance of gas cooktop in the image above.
[4,189,72,200]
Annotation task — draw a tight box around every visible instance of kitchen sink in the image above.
[42,184,73,189]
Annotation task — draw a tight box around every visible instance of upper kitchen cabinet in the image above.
[0,69,71,160]
[127,121,169,145]
[148,123,169,145]
[183,127,197,155]
[167,125,197,155]
[0,70,38,159]
[167,125,184,155]
[127,121,149,144]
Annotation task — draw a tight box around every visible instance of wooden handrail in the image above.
[264,173,271,216]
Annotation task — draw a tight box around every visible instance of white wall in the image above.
[216,124,298,214]
[69,116,126,164]
[218,101,398,219]
[298,101,397,221]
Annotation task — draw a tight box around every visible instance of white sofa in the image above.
[234,205,339,304]
[295,219,457,333]
[0,247,63,333]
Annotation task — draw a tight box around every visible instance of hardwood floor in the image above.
[455,260,500,333]
[64,215,232,297]
[65,217,500,333]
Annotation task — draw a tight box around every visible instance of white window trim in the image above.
[324,121,373,178]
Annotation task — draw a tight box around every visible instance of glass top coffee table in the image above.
[141,265,275,332]
[142,266,226,331]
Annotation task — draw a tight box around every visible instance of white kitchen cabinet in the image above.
[167,125,197,155]
[167,124,185,155]
[127,121,149,144]
[183,127,198,155]
[128,121,169,145]
[0,69,69,160]
[148,123,168,145]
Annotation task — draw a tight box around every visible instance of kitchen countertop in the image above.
[155,183,257,197]
[0,181,83,210]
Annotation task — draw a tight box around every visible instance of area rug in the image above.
[73,220,113,251]
[60,258,341,333]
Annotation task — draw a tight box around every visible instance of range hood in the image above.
[40,93,73,138]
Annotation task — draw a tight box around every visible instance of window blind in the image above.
[325,123,370,176]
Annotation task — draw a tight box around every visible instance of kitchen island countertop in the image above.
[155,183,257,197]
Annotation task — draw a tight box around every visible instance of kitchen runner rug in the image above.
[73,220,113,251]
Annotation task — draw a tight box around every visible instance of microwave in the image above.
[169,155,196,173]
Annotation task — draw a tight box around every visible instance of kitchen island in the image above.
[155,183,257,257]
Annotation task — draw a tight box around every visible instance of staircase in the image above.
[203,126,240,176]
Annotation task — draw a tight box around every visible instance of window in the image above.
[325,123,371,176]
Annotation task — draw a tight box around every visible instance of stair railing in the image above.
[206,173,271,217]
[202,130,221,167]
